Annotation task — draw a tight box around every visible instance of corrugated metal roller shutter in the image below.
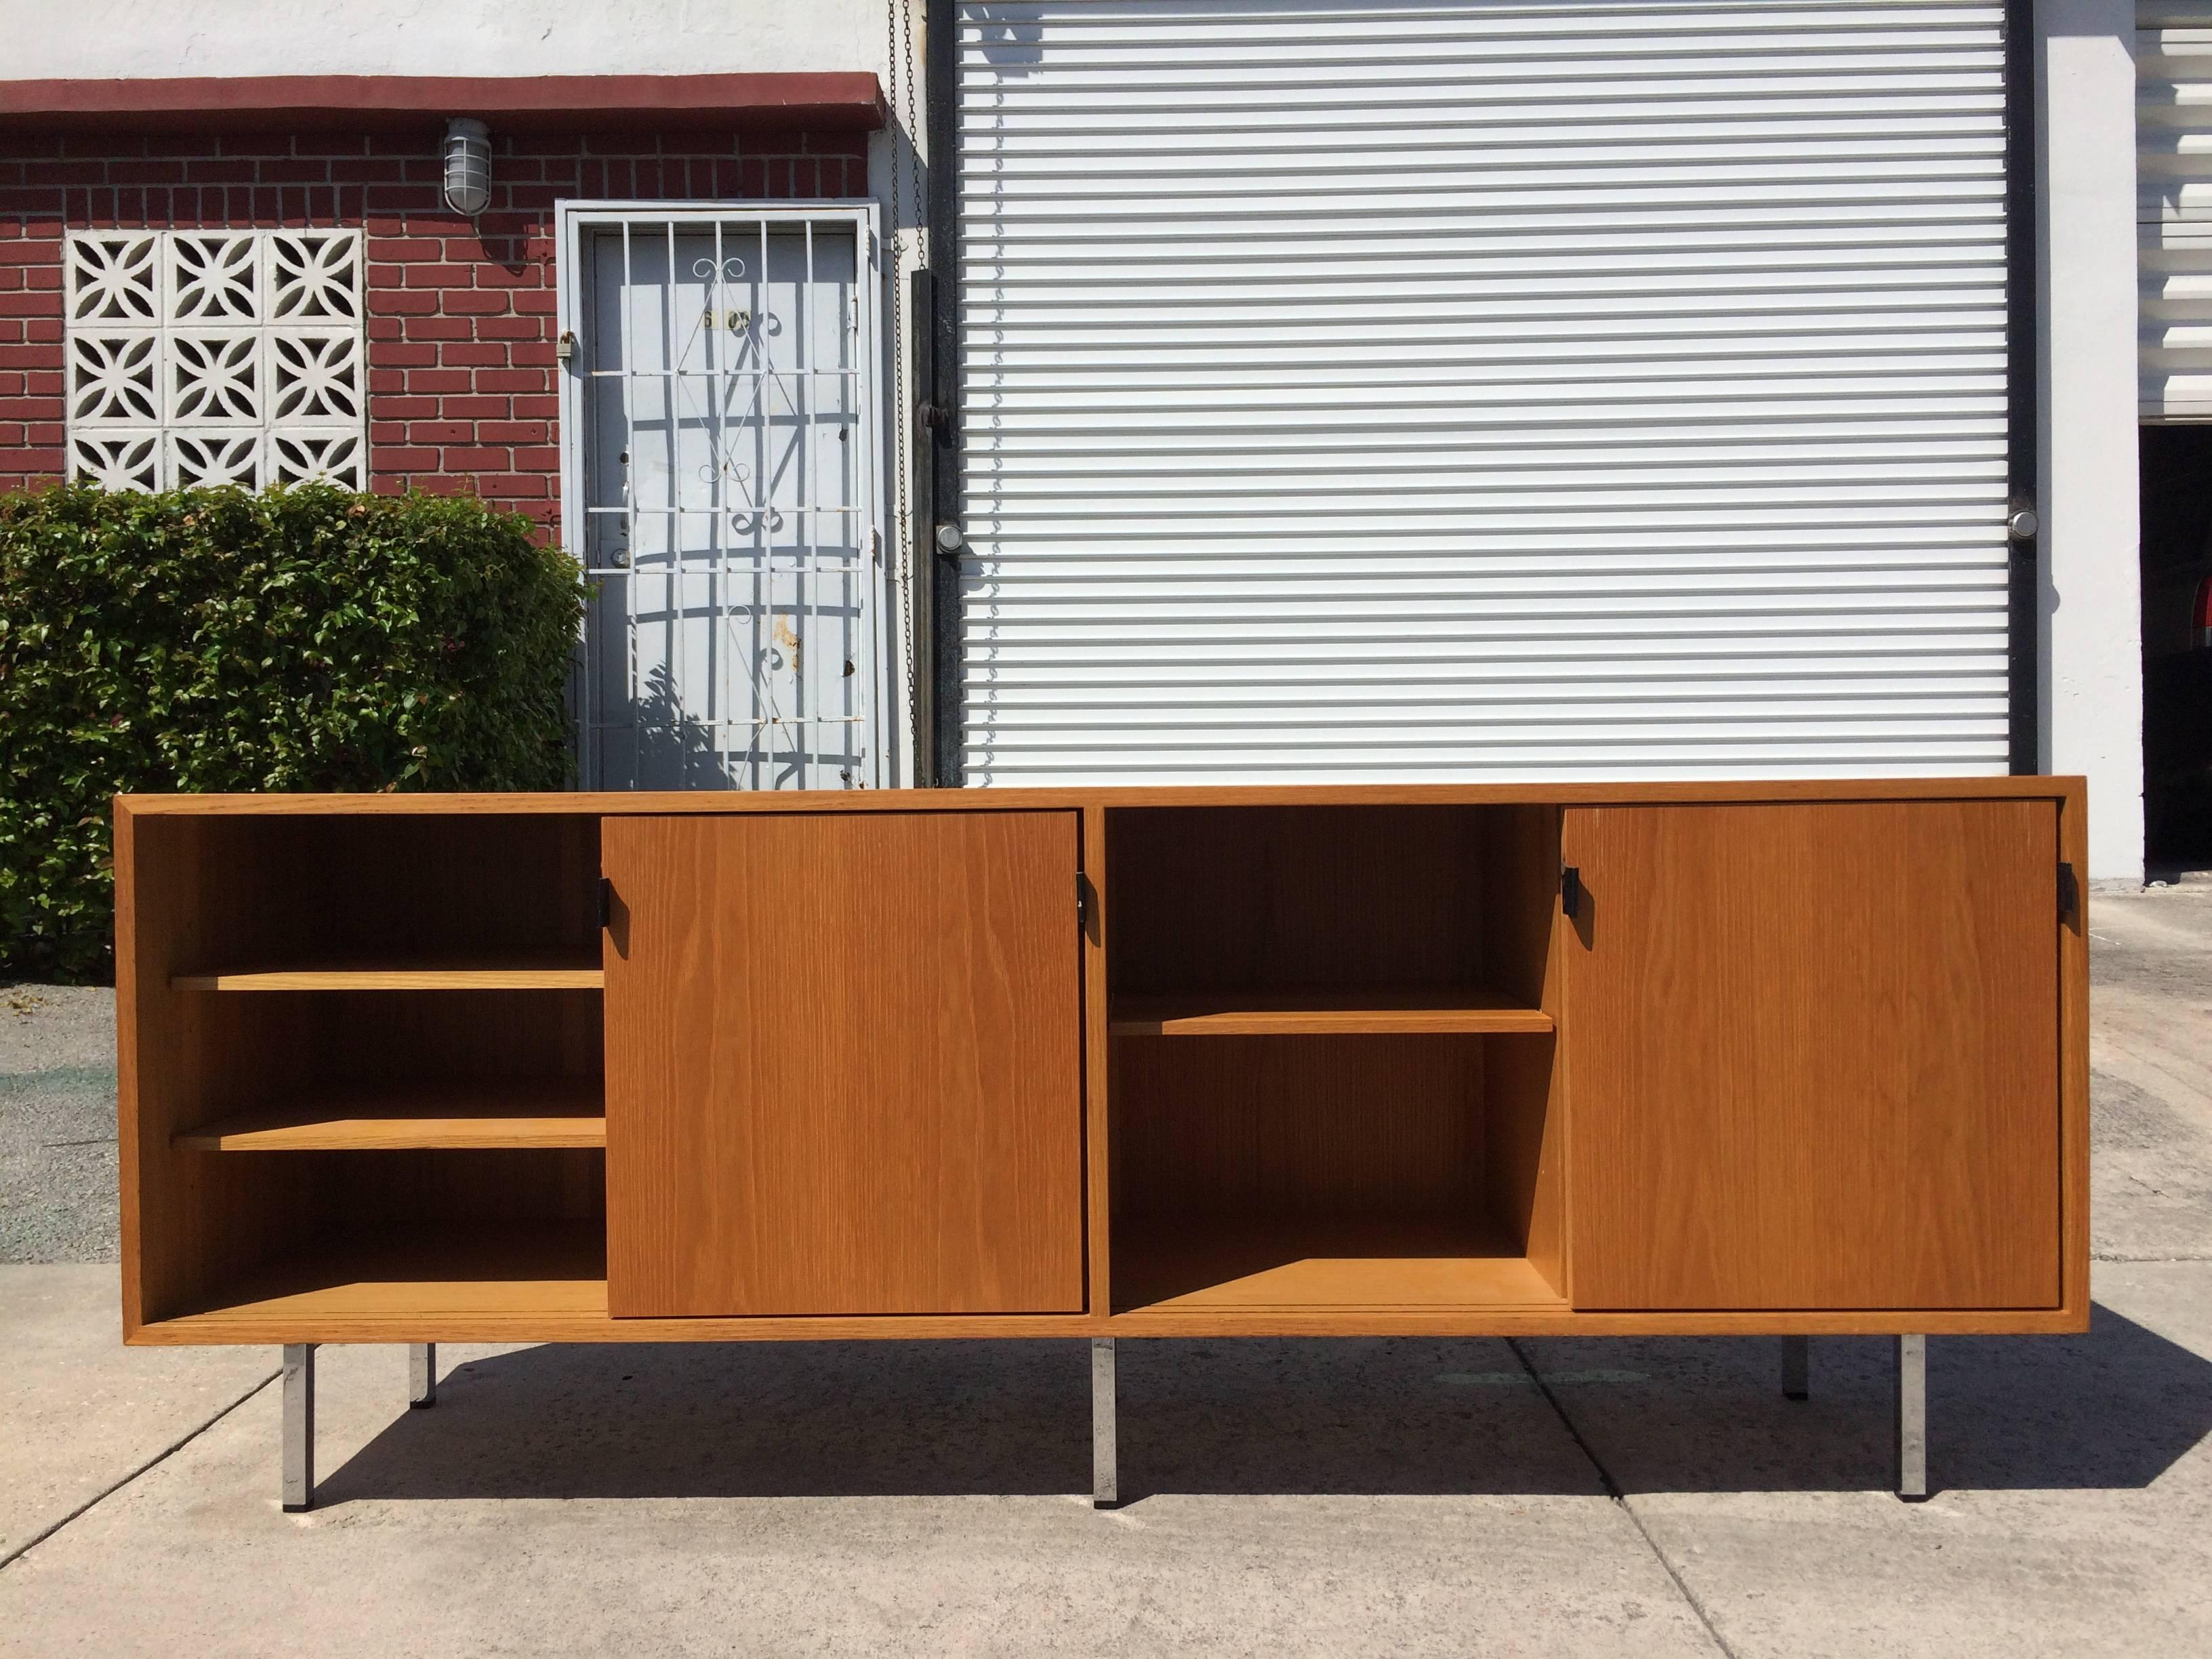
[954,0,2013,782]
[2142,0,2212,417]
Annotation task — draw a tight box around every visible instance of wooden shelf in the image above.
[149,1221,610,1338]
[140,1214,1565,1343]
[132,1221,1110,1344]
[171,949,605,991]
[174,1078,606,1151]
[1112,1212,1567,1314]
[1108,986,1552,1037]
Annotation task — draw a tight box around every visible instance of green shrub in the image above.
[0,484,587,982]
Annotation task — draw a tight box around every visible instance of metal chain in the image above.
[888,0,924,778]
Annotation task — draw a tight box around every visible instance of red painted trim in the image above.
[0,73,885,133]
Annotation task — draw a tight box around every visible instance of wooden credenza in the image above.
[115,781,2089,1506]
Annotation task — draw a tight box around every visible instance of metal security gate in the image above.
[953,0,2015,783]
[557,205,884,790]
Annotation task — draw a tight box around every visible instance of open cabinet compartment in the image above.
[152,1147,609,1331]
[163,812,604,983]
[1103,804,1567,1314]
[163,988,608,1153]
[125,811,609,1333]
[1103,803,1557,1028]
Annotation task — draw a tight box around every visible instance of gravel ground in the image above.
[0,984,119,1263]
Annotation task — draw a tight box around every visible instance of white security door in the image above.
[560,208,883,790]
[956,0,2015,783]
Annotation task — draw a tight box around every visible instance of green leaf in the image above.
[0,483,586,981]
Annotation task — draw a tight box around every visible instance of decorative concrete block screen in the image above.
[65,229,367,489]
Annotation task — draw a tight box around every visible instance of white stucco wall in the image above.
[0,0,889,80]
[2041,0,2146,880]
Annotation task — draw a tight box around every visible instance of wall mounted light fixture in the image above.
[441,118,492,217]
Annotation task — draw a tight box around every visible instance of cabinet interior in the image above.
[133,812,607,1326]
[1103,804,1565,1313]
[1105,803,1553,1007]
[170,812,602,972]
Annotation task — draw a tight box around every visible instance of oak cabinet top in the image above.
[116,777,2087,817]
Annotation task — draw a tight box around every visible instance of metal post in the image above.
[1091,1336,1118,1509]
[1896,1334,1929,1500]
[281,1343,316,1513]
[409,1343,437,1409]
[1781,1335,1809,1401]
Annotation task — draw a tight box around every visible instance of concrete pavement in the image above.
[2,881,2209,1656]
[0,1265,273,1568]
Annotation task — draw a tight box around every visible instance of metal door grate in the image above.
[558,206,883,790]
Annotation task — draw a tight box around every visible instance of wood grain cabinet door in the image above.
[1562,801,2062,1311]
[602,811,1086,1317]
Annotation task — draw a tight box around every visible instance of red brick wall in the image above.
[0,127,870,534]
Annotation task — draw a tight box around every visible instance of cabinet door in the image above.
[603,811,1085,1317]
[1563,800,2060,1311]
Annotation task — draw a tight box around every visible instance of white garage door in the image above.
[954,0,2013,783]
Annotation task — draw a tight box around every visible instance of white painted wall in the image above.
[0,0,888,80]
[2041,0,2147,879]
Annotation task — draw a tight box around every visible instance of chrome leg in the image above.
[1782,1335,1809,1401]
[1896,1334,1929,1501]
[409,1343,437,1409]
[1091,1336,1118,1509]
[281,1343,316,1513]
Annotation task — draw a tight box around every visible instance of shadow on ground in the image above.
[314,1302,2212,1507]
[1523,1301,2212,1498]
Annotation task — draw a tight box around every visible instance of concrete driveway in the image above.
[3,885,2209,1656]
